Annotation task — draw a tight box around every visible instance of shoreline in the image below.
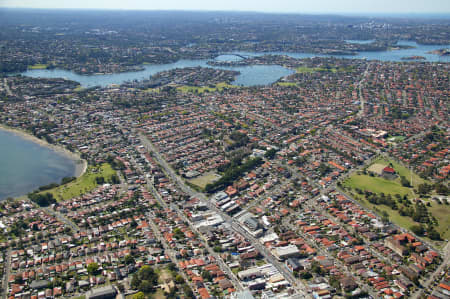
[0,124,87,178]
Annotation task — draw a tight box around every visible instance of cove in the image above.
[0,128,77,200]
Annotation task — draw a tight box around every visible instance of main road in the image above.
[138,133,309,298]
[129,153,245,292]
[356,62,371,117]
[1,248,11,299]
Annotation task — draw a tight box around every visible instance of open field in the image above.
[344,157,431,197]
[177,82,237,93]
[144,88,161,93]
[428,203,450,241]
[28,64,48,69]
[153,289,167,299]
[373,157,429,186]
[349,192,449,247]
[342,174,413,198]
[40,163,116,201]
[351,192,417,228]
[157,267,174,285]
[367,163,386,175]
[188,172,221,189]
[342,157,447,246]
[276,82,298,87]
[387,136,406,142]
[295,65,355,73]
[296,66,331,73]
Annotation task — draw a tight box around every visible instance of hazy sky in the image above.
[1,0,450,14]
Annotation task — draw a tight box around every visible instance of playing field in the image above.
[367,163,386,175]
[342,156,448,246]
[40,163,116,201]
[276,82,298,87]
[342,174,413,198]
[428,203,450,241]
[28,64,48,69]
[177,82,237,93]
[188,172,221,189]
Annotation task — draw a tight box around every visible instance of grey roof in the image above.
[86,285,117,299]
[231,290,255,299]
[30,280,50,290]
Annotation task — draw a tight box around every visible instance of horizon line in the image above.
[1,7,450,18]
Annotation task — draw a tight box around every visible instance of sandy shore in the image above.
[0,124,87,178]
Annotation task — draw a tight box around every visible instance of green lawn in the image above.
[40,163,116,201]
[177,82,237,93]
[144,88,161,93]
[344,157,431,197]
[342,157,448,246]
[351,192,416,228]
[343,174,413,198]
[152,289,166,299]
[371,157,430,186]
[428,202,450,241]
[387,136,406,142]
[28,64,48,69]
[350,192,448,248]
[188,172,221,189]
[276,82,298,87]
[295,65,355,73]
[157,268,173,283]
[295,66,337,73]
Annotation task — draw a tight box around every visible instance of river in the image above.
[20,41,449,88]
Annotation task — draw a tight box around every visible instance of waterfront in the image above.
[238,41,450,62]
[20,41,449,88]
[20,59,295,88]
[0,128,78,200]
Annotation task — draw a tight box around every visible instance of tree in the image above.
[139,280,153,293]
[116,283,125,293]
[125,254,135,265]
[381,211,389,224]
[264,148,277,159]
[110,174,120,184]
[95,176,105,184]
[28,192,56,207]
[61,176,76,185]
[175,274,184,284]
[173,228,184,239]
[14,275,23,284]
[201,270,212,282]
[132,292,145,299]
[167,262,177,272]
[329,276,341,292]
[428,228,441,240]
[183,284,194,298]
[87,262,99,276]
[435,183,449,195]
[300,272,312,279]
[131,273,141,290]
[400,176,411,187]
[139,266,156,281]
[418,183,432,195]
[410,225,425,236]
[131,265,158,293]
[311,261,325,275]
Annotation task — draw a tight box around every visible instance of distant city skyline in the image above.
[1,0,450,15]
